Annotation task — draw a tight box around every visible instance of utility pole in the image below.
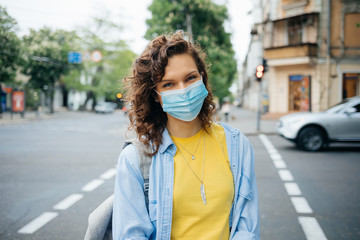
[185,6,193,43]
[256,65,264,131]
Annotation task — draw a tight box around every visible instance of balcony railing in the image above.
[264,43,317,59]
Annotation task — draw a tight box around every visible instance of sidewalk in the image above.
[0,111,56,126]
[1,107,282,135]
[217,107,280,135]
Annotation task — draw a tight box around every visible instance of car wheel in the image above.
[297,127,325,151]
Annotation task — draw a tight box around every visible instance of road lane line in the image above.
[291,197,313,214]
[100,168,117,180]
[267,148,278,154]
[284,182,302,196]
[278,169,294,181]
[18,212,58,234]
[258,134,270,143]
[270,152,282,161]
[298,217,328,240]
[273,160,287,169]
[81,179,104,192]
[53,194,83,210]
[259,134,328,240]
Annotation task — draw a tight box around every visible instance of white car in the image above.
[277,97,360,151]
[95,102,116,114]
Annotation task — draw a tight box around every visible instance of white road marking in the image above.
[298,217,328,240]
[278,169,294,181]
[53,194,83,210]
[291,197,313,214]
[259,134,328,240]
[267,148,278,154]
[284,182,302,196]
[18,212,58,234]
[273,160,287,169]
[100,168,117,180]
[270,152,282,161]
[81,179,104,192]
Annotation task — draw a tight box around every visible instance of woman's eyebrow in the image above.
[161,70,198,82]
[159,79,174,82]
[185,70,198,77]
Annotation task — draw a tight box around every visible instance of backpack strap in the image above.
[123,139,152,210]
[84,139,153,240]
[123,139,152,179]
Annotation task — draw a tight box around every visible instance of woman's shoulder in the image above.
[118,143,139,168]
[215,122,252,148]
[214,122,240,135]
[117,142,146,181]
[211,122,224,133]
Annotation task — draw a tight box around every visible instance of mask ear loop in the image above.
[153,89,161,103]
[154,89,161,95]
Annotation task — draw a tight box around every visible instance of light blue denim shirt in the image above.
[113,123,260,240]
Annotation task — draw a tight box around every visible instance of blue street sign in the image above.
[67,52,82,64]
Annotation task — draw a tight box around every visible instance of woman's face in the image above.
[155,53,202,106]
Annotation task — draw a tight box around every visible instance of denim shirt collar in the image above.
[158,122,239,156]
[159,128,177,156]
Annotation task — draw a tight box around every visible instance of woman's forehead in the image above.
[162,54,198,80]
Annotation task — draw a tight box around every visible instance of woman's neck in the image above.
[166,115,202,138]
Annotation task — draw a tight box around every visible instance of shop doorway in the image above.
[289,75,311,111]
[342,73,359,99]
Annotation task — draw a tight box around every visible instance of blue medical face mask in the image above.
[155,77,209,122]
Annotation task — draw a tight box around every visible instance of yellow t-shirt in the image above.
[170,123,234,240]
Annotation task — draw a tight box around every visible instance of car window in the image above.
[353,103,360,112]
[326,99,350,113]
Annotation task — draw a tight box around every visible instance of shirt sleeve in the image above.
[231,135,260,240]
[112,144,154,240]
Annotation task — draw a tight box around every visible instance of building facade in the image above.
[243,0,360,113]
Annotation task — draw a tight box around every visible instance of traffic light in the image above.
[256,65,264,81]
[262,58,268,72]
[116,93,122,99]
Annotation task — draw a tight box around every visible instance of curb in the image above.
[0,113,57,126]
[244,132,278,137]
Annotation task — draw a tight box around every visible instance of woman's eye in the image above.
[163,83,173,88]
[187,75,197,81]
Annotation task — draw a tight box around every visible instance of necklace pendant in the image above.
[200,184,207,205]
[192,155,195,160]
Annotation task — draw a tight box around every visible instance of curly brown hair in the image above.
[124,32,215,156]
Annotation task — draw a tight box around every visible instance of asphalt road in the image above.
[0,111,359,240]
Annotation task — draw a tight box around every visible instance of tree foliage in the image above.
[0,7,137,113]
[74,17,137,110]
[146,0,237,100]
[0,6,22,83]
[22,27,81,113]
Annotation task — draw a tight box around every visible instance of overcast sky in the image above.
[2,0,253,66]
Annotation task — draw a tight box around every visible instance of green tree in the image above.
[74,17,136,111]
[145,0,237,101]
[0,6,22,84]
[22,27,81,113]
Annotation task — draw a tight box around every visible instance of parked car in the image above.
[95,102,116,114]
[277,96,360,151]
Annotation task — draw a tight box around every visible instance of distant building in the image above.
[240,0,266,112]
[242,0,360,113]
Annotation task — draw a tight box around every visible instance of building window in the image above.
[344,13,360,48]
[288,19,303,45]
[342,73,360,99]
[289,75,311,111]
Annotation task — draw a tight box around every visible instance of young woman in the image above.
[113,32,260,240]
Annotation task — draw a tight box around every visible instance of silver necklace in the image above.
[173,131,202,160]
[175,132,207,205]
